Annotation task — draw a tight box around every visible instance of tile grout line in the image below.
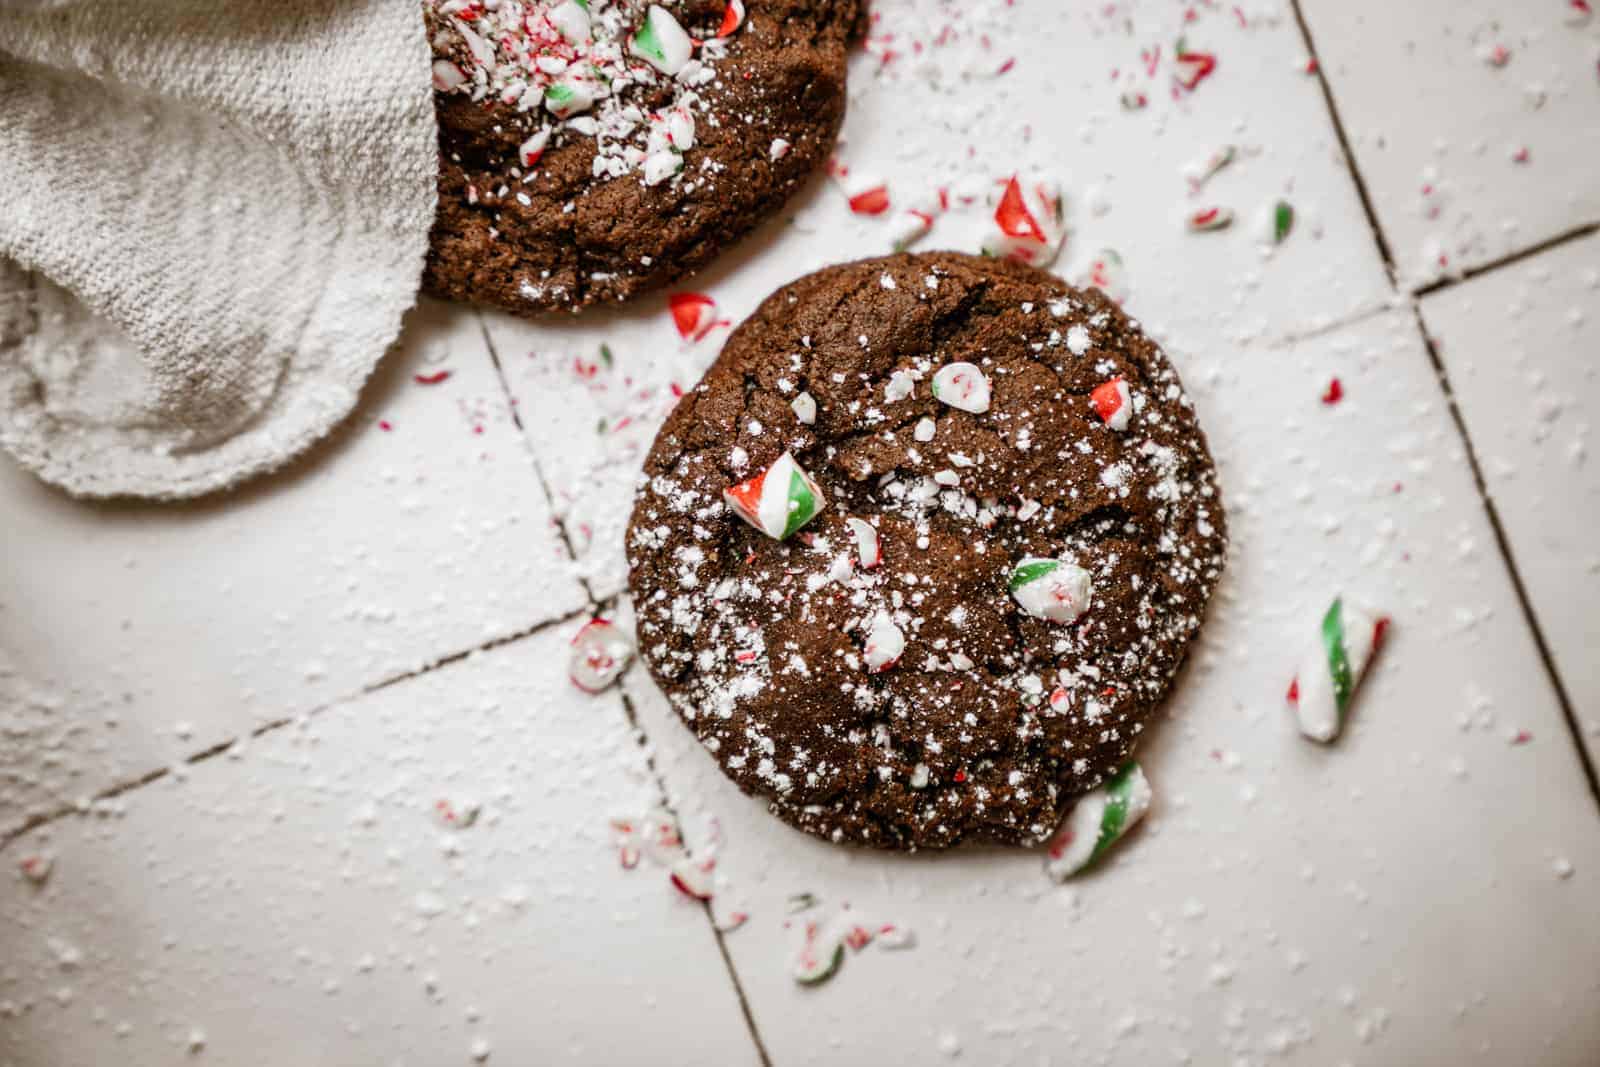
[474,313,776,1067]
[0,605,593,853]
[1291,0,1600,813]
[1411,221,1600,300]
[1289,0,1397,285]
[1409,308,1600,808]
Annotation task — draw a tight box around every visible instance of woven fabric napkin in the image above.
[0,0,437,499]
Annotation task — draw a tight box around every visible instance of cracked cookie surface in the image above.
[626,252,1227,850]
[423,0,859,316]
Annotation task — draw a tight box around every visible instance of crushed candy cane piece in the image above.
[630,5,694,75]
[519,129,551,167]
[723,452,826,540]
[568,618,634,693]
[1083,248,1129,304]
[548,0,591,44]
[669,855,716,901]
[668,291,719,341]
[715,0,746,38]
[931,361,992,414]
[1288,598,1389,743]
[1185,145,1237,193]
[1173,44,1217,90]
[432,59,467,92]
[792,922,846,985]
[1090,377,1133,430]
[791,391,817,425]
[1187,206,1234,232]
[863,614,905,672]
[846,517,881,568]
[19,854,53,885]
[1009,557,1093,624]
[983,175,1066,267]
[1045,761,1152,880]
[433,796,482,830]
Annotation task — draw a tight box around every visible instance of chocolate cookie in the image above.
[627,252,1227,850]
[422,0,859,315]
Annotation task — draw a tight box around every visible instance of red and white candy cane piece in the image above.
[568,618,634,693]
[608,816,644,869]
[433,795,482,830]
[1173,45,1217,90]
[716,0,746,38]
[519,129,550,167]
[931,361,992,414]
[669,855,716,901]
[432,59,467,92]
[18,854,53,885]
[1044,761,1152,880]
[723,452,827,540]
[846,517,881,568]
[1287,597,1389,743]
[1186,206,1234,232]
[668,291,720,341]
[888,188,948,251]
[1082,248,1129,304]
[1567,0,1593,26]
[862,614,905,672]
[1090,377,1133,430]
[983,175,1065,267]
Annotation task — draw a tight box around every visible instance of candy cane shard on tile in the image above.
[846,517,881,568]
[433,795,482,830]
[1268,199,1295,244]
[18,854,54,885]
[1044,761,1152,881]
[1090,377,1133,430]
[1009,557,1093,624]
[931,361,992,413]
[630,5,694,76]
[982,174,1066,267]
[668,291,719,341]
[792,919,847,985]
[1172,41,1218,90]
[1184,145,1237,193]
[827,157,892,216]
[1186,206,1234,232]
[1287,597,1390,743]
[568,617,635,693]
[1082,248,1130,304]
[722,452,826,540]
[889,188,949,251]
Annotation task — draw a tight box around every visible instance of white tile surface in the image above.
[0,300,586,836]
[484,0,1393,598]
[0,627,758,1067]
[627,310,1600,1066]
[1303,0,1600,286]
[1419,231,1600,762]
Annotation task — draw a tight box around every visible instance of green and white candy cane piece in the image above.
[1044,761,1152,881]
[630,4,694,76]
[1272,200,1295,244]
[722,451,826,540]
[1008,556,1092,624]
[791,920,847,986]
[544,78,595,119]
[1288,596,1389,743]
